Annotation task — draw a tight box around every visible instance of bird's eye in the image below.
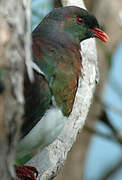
[76,17,84,25]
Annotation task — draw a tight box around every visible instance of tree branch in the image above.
[27,0,98,179]
[84,124,118,143]
[100,158,122,180]
[56,0,122,179]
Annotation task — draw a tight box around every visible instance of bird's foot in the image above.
[12,165,38,180]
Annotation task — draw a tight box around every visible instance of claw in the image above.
[12,165,38,180]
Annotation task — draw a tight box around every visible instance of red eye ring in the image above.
[76,17,84,25]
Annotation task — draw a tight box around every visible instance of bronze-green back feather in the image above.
[22,6,107,138]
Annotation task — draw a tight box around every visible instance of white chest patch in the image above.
[16,107,67,160]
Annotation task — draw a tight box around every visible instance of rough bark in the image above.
[27,0,98,179]
[0,0,32,179]
[56,0,122,180]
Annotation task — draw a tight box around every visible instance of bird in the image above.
[13,6,109,180]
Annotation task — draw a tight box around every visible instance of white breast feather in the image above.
[16,107,67,160]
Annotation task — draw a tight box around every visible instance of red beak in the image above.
[92,28,109,42]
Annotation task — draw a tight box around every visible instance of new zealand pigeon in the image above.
[13,6,109,180]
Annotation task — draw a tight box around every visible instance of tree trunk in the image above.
[0,0,32,179]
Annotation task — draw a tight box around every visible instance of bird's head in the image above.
[41,6,109,44]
